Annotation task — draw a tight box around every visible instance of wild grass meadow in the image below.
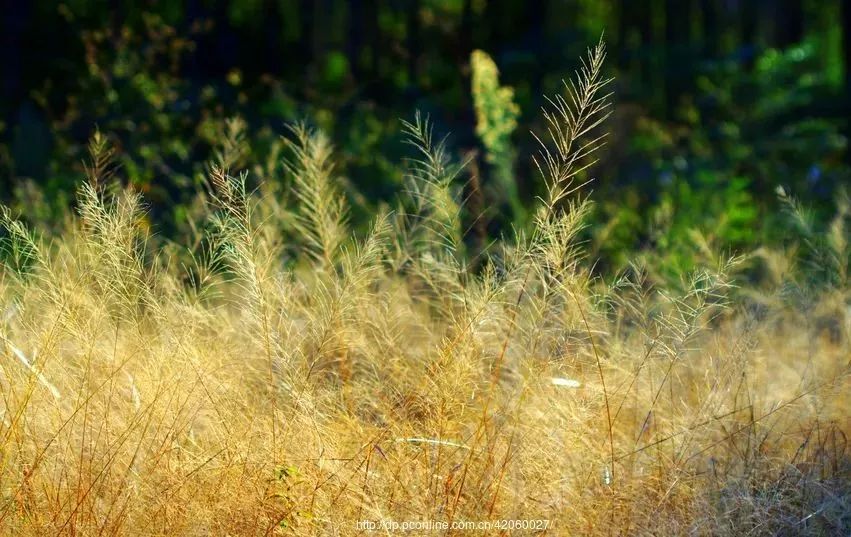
[1,42,850,535]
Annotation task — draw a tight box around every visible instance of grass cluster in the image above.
[1,43,849,536]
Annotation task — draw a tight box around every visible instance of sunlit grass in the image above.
[0,42,848,535]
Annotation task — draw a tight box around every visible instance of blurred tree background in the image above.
[2,0,850,277]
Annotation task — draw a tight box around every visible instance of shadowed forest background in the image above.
[3,0,850,279]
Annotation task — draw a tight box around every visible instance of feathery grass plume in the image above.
[283,123,348,268]
[207,164,290,449]
[76,133,161,324]
[209,113,288,281]
[399,112,466,260]
[494,39,611,305]
[395,112,472,318]
[76,182,158,318]
[494,40,612,376]
[533,38,612,216]
[214,116,250,171]
[303,211,390,379]
[779,186,850,289]
[208,166,286,351]
[499,37,616,500]
[392,114,515,466]
[471,49,524,226]
[83,128,117,189]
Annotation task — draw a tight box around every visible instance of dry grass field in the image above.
[1,43,849,535]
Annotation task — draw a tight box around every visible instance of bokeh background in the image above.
[2,0,850,277]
